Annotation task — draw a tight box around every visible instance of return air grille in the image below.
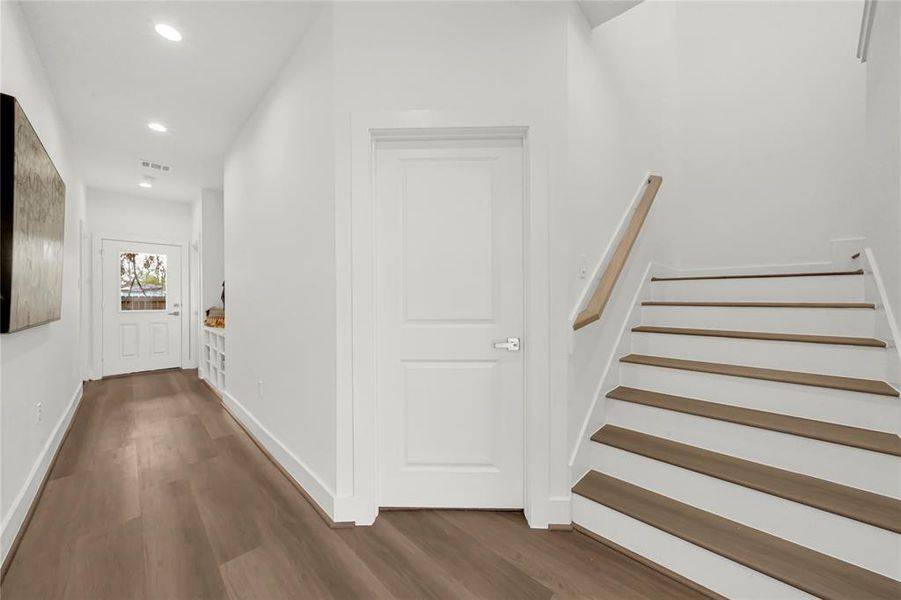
[140,160,171,173]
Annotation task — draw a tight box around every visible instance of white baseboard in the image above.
[1,381,84,566]
[860,249,901,399]
[332,493,375,526]
[544,495,573,527]
[221,391,337,521]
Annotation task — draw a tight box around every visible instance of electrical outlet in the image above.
[578,254,588,279]
[36,402,43,424]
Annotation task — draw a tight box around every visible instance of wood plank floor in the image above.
[1,369,705,600]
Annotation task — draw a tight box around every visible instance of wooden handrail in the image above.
[573,175,662,331]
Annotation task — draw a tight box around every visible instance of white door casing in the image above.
[101,239,183,376]
[376,138,525,508]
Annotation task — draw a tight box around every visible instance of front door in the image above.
[102,239,182,376]
[376,137,525,508]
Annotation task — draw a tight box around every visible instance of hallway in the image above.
[1,370,704,599]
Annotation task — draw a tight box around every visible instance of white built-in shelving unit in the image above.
[200,326,226,393]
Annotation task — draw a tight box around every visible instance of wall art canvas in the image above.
[1,93,66,333]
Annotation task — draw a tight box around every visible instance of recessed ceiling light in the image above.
[147,122,168,133]
[154,23,182,42]
[139,181,152,189]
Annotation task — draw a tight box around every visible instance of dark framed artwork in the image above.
[1,93,66,333]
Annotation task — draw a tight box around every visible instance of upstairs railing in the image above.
[573,175,663,330]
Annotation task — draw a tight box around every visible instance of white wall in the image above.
[0,1,87,564]
[863,2,901,329]
[223,1,574,524]
[86,188,194,242]
[85,188,195,375]
[191,194,203,366]
[564,2,675,470]
[564,1,673,305]
[223,0,888,525]
[566,0,876,473]
[566,0,865,299]
[661,0,865,270]
[200,189,224,312]
[330,0,571,524]
[223,4,338,510]
[190,188,224,370]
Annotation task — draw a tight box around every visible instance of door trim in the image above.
[90,233,190,380]
[339,111,554,527]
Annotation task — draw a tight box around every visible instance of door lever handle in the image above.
[168,311,181,316]
[493,337,521,352]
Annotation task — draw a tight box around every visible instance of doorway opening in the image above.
[374,135,527,509]
[97,237,185,377]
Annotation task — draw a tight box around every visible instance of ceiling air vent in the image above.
[140,159,171,173]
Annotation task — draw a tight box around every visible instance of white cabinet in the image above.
[200,326,226,393]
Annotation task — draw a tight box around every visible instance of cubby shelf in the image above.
[199,326,226,393]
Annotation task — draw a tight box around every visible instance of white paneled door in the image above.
[376,137,525,508]
[102,239,182,376]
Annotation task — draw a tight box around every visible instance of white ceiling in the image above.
[21,1,323,202]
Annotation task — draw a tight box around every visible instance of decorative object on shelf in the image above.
[204,305,224,328]
[0,94,66,333]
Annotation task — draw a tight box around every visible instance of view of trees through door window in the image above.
[120,252,167,310]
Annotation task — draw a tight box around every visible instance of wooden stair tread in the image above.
[607,386,901,457]
[573,472,901,599]
[572,471,901,600]
[651,269,864,282]
[591,425,901,532]
[642,301,875,309]
[631,326,886,348]
[620,354,899,397]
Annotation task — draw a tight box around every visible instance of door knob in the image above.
[168,310,181,316]
[493,337,521,352]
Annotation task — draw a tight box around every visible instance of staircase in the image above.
[572,268,901,599]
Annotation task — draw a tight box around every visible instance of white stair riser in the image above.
[650,276,865,303]
[620,362,898,434]
[572,495,814,599]
[641,306,875,337]
[631,332,889,380]
[606,398,901,499]
[589,444,901,579]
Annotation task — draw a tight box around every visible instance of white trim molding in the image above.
[221,391,337,519]
[1,382,83,565]
[859,248,901,396]
[830,237,901,393]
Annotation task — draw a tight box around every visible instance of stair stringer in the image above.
[568,258,856,487]
[569,261,660,484]
[860,248,901,408]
